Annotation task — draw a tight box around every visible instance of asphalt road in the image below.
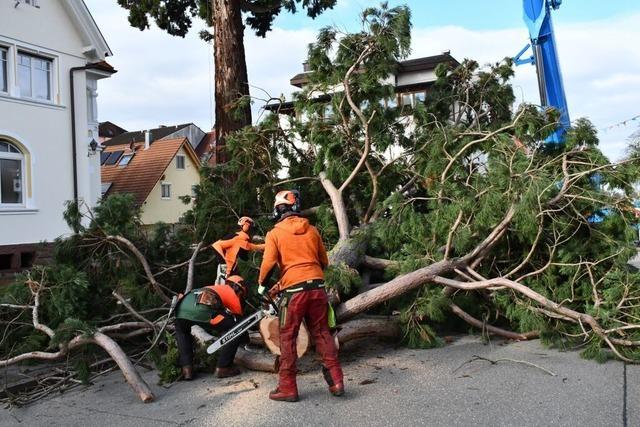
[0,336,635,427]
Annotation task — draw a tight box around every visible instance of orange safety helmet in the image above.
[226,275,247,298]
[237,216,255,233]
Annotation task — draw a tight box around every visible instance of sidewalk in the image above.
[1,336,635,427]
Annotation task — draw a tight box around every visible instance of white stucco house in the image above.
[0,0,114,275]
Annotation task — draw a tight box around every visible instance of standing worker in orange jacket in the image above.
[258,190,344,402]
[174,275,248,380]
[212,216,265,283]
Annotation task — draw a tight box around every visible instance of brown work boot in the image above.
[328,382,345,396]
[269,387,299,402]
[215,366,241,378]
[180,365,194,381]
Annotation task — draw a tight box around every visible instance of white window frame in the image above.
[0,141,26,208]
[0,47,8,94]
[17,51,53,102]
[161,182,171,199]
[118,154,133,167]
[176,155,186,170]
[399,90,427,108]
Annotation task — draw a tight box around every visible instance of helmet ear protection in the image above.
[272,190,301,220]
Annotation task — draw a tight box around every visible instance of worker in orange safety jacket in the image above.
[258,190,344,402]
[211,216,265,283]
[174,275,248,380]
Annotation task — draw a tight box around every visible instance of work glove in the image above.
[257,285,267,296]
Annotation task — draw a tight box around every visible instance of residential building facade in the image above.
[101,135,201,226]
[266,52,459,116]
[0,0,114,273]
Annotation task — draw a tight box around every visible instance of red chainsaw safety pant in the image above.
[278,288,343,393]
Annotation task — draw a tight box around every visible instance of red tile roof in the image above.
[101,137,198,206]
[195,130,217,166]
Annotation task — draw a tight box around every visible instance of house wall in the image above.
[165,125,206,150]
[0,1,109,249]
[396,69,437,87]
[140,146,199,225]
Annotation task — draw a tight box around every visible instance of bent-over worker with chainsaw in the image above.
[174,275,248,380]
[212,216,265,283]
[258,190,344,402]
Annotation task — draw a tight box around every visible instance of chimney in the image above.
[144,130,151,150]
[303,62,310,72]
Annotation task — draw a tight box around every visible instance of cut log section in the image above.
[259,316,311,357]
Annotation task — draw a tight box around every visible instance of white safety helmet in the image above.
[272,190,301,220]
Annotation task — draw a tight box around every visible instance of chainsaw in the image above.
[206,295,280,355]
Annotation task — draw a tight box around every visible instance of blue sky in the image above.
[85,0,640,160]
[273,0,640,32]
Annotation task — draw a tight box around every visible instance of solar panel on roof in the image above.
[100,151,111,165]
[104,150,123,165]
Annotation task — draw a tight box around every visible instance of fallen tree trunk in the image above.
[336,316,401,345]
[336,259,464,322]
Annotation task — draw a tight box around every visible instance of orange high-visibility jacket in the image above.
[176,284,242,326]
[209,284,243,326]
[258,216,328,290]
[212,230,265,275]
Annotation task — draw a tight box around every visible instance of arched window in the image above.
[0,139,24,206]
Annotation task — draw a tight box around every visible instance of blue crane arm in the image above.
[519,0,571,145]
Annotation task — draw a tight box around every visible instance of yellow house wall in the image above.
[140,146,200,225]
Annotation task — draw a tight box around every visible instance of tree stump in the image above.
[259,316,311,357]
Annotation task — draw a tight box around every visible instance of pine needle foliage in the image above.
[218,3,640,360]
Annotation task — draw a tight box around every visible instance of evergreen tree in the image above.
[116,0,337,159]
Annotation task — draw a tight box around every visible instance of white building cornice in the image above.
[60,0,112,60]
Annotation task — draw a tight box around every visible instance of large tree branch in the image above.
[186,241,204,293]
[319,172,351,240]
[362,255,398,270]
[338,46,375,193]
[336,205,516,321]
[432,275,638,362]
[91,332,155,402]
[112,291,156,330]
[449,303,539,341]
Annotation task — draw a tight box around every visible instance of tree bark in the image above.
[336,258,465,322]
[92,332,155,403]
[336,317,401,344]
[213,0,252,163]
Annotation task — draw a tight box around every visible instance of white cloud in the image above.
[87,2,639,160]
[411,14,640,160]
